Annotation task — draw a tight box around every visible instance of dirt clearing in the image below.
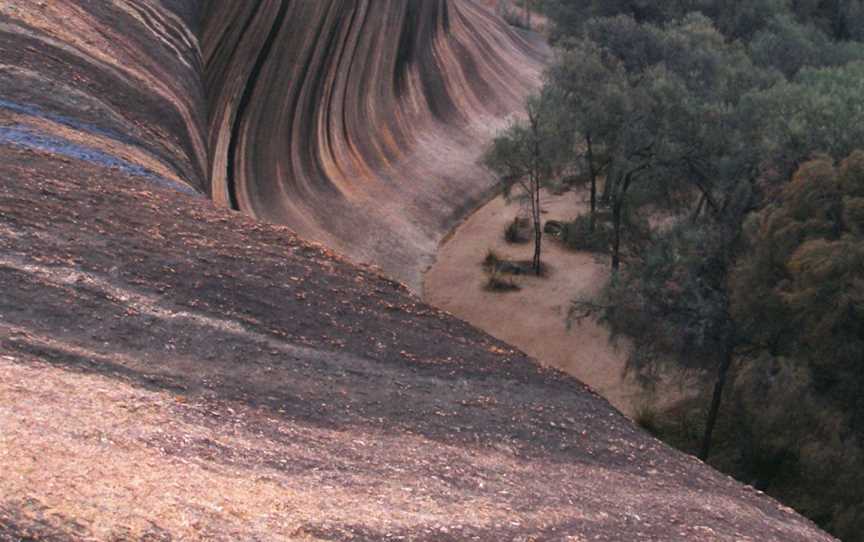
[425,190,649,415]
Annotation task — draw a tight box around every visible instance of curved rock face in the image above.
[2,1,543,288]
[0,2,837,541]
[0,0,208,193]
[202,1,547,286]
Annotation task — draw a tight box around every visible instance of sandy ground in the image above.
[425,189,647,416]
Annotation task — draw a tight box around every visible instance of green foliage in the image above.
[745,62,864,174]
[499,3,531,30]
[537,2,864,536]
[483,94,567,195]
[541,0,864,45]
[560,214,612,253]
[644,357,864,540]
[547,15,771,270]
[481,248,550,291]
[546,37,629,149]
[747,13,864,77]
[732,153,864,418]
[504,217,529,244]
[482,250,521,292]
[484,269,520,292]
[727,358,864,541]
[483,249,502,272]
[727,154,864,538]
[484,93,566,274]
[699,0,792,41]
[580,219,740,377]
[785,0,864,41]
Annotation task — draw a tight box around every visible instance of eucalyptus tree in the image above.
[563,14,778,455]
[543,0,864,536]
[548,14,773,271]
[744,61,864,178]
[732,152,864,432]
[727,153,864,537]
[546,39,627,231]
[484,93,568,275]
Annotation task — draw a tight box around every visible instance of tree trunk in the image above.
[586,133,597,232]
[601,172,614,206]
[611,198,622,272]
[699,344,734,461]
[691,193,707,224]
[532,177,542,275]
[611,172,633,273]
[524,0,531,30]
[528,106,542,276]
[533,220,542,274]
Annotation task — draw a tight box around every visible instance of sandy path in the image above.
[424,190,644,415]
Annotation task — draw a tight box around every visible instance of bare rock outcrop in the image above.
[202,1,547,286]
[0,1,835,540]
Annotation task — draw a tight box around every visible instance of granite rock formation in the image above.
[0,1,835,540]
[203,1,547,286]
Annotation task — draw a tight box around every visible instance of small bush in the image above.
[485,269,521,292]
[481,248,523,291]
[634,403,661,437]
[561,214,612,253]
[504,216,530,244]
[544,220,566,236]
[481,247,546,289]
[483,249,502,271]
[504,220,521,243]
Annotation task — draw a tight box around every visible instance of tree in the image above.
[728,153,864,537]
[563,14,774,454]
[746,13,864,77]
[541,1,864,537]
[548,15,772,272]
[575,174,756,458]
[540,0,864,49]
[732,153,864,429]
[546,39,626,231]
[744,61,864,177]
[540,0,675,43]
[484,94,565,275]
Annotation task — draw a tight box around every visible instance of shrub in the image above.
[484,269,521,292]
[560,214,612,253]
[504,216,530,244]
[633,403,661,437]
[482,249,502,271]
[481,247,547,289]
[481,248,525,291]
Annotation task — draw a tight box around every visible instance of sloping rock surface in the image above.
[0,1,834,540]
[203,0,548,287]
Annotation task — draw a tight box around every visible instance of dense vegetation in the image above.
[489,1,864,539]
